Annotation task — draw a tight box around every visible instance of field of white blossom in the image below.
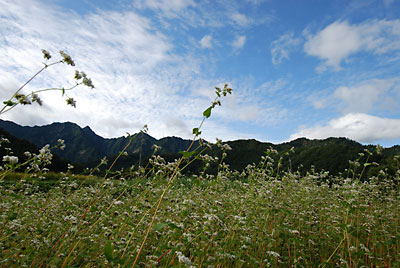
[1,157,399,267]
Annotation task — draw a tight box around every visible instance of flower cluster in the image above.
[59,50,75,66]
[74,71,94,89]
[1,49,95,115]
[2,155,18,165]
[37,144,53,165]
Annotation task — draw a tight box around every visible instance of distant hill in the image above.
[0,119,198,164]
[1,119,400,178]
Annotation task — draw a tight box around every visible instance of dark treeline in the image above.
[1,119,400,180]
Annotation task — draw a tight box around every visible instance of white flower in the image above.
[100,157,108,165]
[0,138,10,145]
[222,144,232,151]
[57,139,66,150]
[175,251,193,267]
[266,251,280,258]
[3,155,18,165]
[38,144,53,164]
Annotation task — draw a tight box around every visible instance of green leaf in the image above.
[8,212,17,221]
[167,222,180,229]
[3,100,16,106]
[203,106,212,118]
[153,223,169,232]
[153,222,180,232]
[180,150,197,158]
[104,241,113,261]
[192,128,201,135]
[104,241,124,264]
[364,163,371,167]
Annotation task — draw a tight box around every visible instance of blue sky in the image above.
[1,0,400,146]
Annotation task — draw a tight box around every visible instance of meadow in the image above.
[0,152,399,267]
[1,50,399,267]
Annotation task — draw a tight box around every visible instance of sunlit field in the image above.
[1,159,399,267]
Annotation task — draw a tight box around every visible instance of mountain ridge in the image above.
[1,119,400,178]
[0,119,199,164]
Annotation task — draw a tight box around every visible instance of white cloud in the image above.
[290,113,400,143]
[311,99,327,109]
[308,94,328,109]
[1,0,268,143]
[257,79,287,94]
[334,79,399,113]
[271,32,300,64]
[0,0,239,141]
[134,0,195,17]
[232,35,246,49]
[236,105,259,121]
[359,19,400,54]
[133,0,272,30]
[304,19,400,71]
[304,21,362,70]
[217,90,288,127]
[231,12,250,27]
[200,34,213,48]
[245,0,265,5]
[162,116,191,137]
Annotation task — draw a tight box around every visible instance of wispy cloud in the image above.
[1,0,399,146]
[271,33,300,65]
[0,0,273,142]
[257,79,287,94]
[232,35,246,49]
[200,34,213,48]
[334,78,400,113]
[245,0,266,5]
[133,0,196,18]
[133,0,272,29]
[304,19,400,71]
[0,0,233,140]
[231,12,250,27]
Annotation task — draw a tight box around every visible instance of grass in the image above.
[0,167,399,267]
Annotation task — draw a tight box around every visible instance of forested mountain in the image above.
[1,119,400,178]
[0,119,198,164]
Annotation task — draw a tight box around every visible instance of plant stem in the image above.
[0,61,62,115]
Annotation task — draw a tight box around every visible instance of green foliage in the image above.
[0,171,399,267]
[179,150,197,159]
[4,119,400,179]
[104,241,125,264]
[192,127,201,136]
[203,106,212,118]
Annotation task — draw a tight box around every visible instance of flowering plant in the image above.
[0,49,94,115]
